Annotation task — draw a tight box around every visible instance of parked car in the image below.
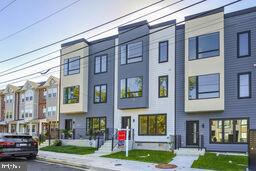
[0,133,38,159]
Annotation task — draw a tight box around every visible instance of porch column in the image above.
[29,123,32,136]
[39,121,42,135]
[16,122,20,134]
[8,124,11,133]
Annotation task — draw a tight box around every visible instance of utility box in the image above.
[249,129,256,171]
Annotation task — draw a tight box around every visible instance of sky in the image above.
[0,0,255,89]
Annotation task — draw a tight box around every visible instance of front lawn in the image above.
[103,149,175,164]
[40,145,96,155]
[192,152,248,171]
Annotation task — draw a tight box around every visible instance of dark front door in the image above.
[65,119,73,130]
[186,120,199,146]
[121,116,131,139]
[249,129,256,170]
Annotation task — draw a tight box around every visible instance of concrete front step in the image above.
[174,148,205,156]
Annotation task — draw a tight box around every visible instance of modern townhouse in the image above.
[0,90,7,132]
[176,7,256,152]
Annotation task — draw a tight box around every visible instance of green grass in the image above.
[40,145,96,155]
[103,150,175,164]
[192,152,248,171]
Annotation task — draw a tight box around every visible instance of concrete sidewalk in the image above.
[37,151,207,171]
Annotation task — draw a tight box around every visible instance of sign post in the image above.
[126,126,129,157]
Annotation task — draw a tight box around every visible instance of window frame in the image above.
[64,56,80,76]
[138,114,167,136]
[120,76,143,99]
[237,30,251,58]
[94,54,108,74]
[120,41,143,65]
[238,72,251,99]
[94,84,107,104]
[63,85,80,104]
[189,73,220,100]
[209,118,249,144]
[158,75,168,98]
[86,117,107,135]
[158,41,169,63]
[188,32,220,61]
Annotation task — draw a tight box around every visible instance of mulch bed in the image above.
[155,163,177,169]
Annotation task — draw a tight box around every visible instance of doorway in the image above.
[186,120,199,146]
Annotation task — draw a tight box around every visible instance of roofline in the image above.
[61,38,89,48]
[225,6,256,18]
[89,35,118,44]
[185,7,224,21]
[149,19,176,29]
[118,20,149,31]
[176,24,185,30]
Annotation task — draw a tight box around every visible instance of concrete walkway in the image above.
[37,151,208,171]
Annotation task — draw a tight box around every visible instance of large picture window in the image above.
[94,84,107,103]
[63,86,79,104]
[121,41,142,65]
[189,32,219,60]
[237,31,251,58]
[138,114,166,136]
[64,56,80,76]
[95,55,107,74]
[159,41,168,63]
[189,74,220,100]
[159,75,168,97]
[86,117,106,135]
[120,77,143,98]
[210,118,248,144]
[238,72,251,99]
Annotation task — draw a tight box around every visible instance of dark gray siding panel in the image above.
[176,11,256,152]
[88,38,115,131]
[118,24,149,109]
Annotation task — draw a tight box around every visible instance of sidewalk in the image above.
[37,151,208,171]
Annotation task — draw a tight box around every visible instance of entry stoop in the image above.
[174,148,205,156]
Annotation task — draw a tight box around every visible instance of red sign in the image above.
[117,130,126,141]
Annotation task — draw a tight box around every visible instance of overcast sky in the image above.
[0,0,255,89]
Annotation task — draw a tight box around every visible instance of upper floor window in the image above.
[21,94,25,102]
[95,55,107,74]
[94,84,107,103]
[121,41,142,65]
[120,77,142,98]
[159,75,168,98]
[52,88,57,97]
[237,31,251,58]
[189,32,219,60]
[64,56,80,76]
[63,86,79,104]
[189,74,220,100]
[159,41,168,63]
[238,72,251,99]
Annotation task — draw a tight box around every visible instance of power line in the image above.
[0,0,182,74]
[0,0,81,42]
[0,0,165,64]
[0,0,243,85]
[0,0,17,14]
[0,0,184,76]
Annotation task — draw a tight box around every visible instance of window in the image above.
[121,41,143,65]
[237,31,251,57]
[238,72,251,98]
[47,107,52,116]
[159,76,168,97]
[189,32,219,60]
[52,88,57,97]
[210,118,248,144]
[95,55,107,74]
[159,41,168,63]
[63,86,80,104]
[94,84,107,103]
[86,117,106,135]
[21,94,25,102]
[189,74,220,100]
[64,56,80,76]
[48,89,52,98]
[9,95,13,103]
[138,114,166,135]
[120,77,143,98]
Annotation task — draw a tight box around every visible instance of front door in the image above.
[186,120,199,146]
[121,116,131,139]
[65,119,73,130]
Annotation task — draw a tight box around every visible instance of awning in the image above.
[0,121,7,125]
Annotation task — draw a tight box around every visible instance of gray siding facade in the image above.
[176,9,256,152]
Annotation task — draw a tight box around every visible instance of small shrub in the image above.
[52,139,62,146]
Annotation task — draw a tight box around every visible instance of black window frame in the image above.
[209,118,249,144]
[120,41,143,65]
[237,30,251,58]
[158,75,168,98]
[189,73,220,100]
[158,41,169,63]
[86,117,107,135]
[94,54,108,74]
[94,84,107,104]
[188,32,220,60]
[64,56,80,76]
[238,72,251,99]
[63,85,80,104]
[120,76,143,99]
[138,114,167,136]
